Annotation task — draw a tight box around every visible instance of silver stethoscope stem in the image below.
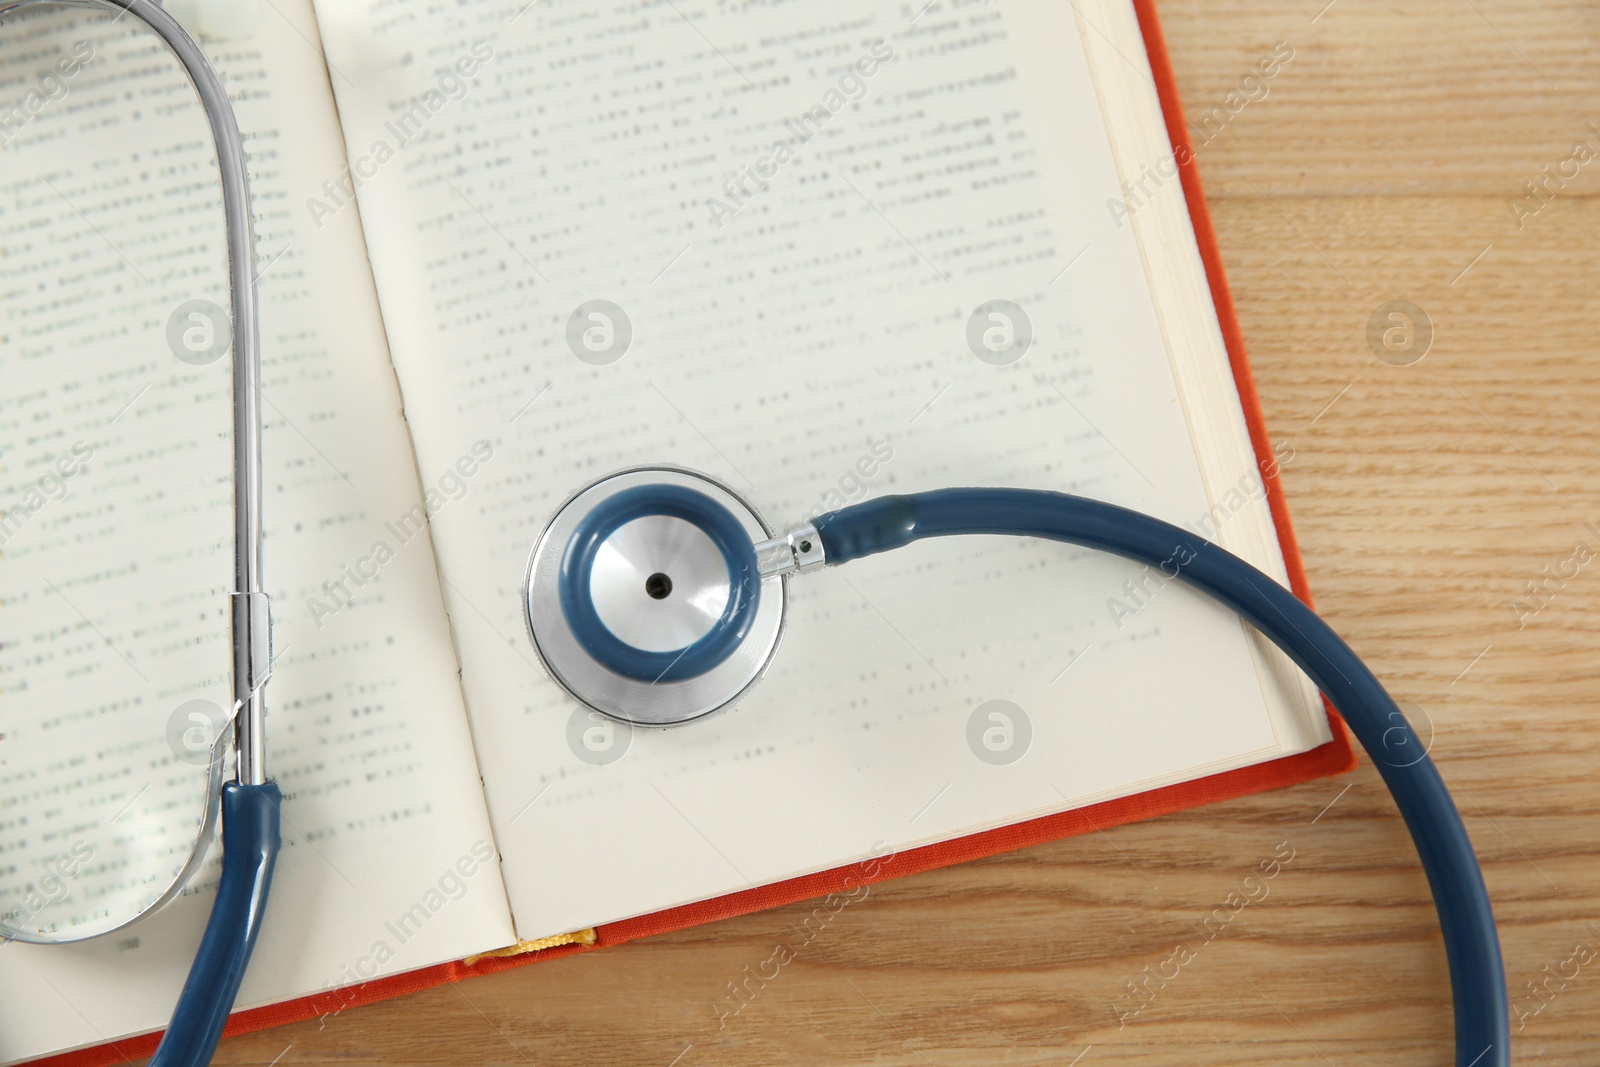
[130,0,270,786]
[0,0,273,784]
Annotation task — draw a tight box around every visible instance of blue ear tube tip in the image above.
[559,483,761,683]
[148,781,281,1067]
[813,490,1508,1067]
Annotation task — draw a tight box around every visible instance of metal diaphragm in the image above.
[523,467,786,727]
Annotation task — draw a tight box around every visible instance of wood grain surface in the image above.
[208,2,1600,1063]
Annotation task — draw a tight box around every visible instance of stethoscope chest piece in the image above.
[524,467,787,726]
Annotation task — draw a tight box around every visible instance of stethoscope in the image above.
[3,3,1509,1066]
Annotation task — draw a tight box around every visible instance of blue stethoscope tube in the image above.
[812,489,1508,1067]
[148,783,281,1067]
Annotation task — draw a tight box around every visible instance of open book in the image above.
[0,0,1352,1062]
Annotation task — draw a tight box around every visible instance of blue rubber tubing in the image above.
[149,781,281,1067]
[559,484,760,682]
[813,489,1507,1067]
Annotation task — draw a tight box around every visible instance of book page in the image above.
[0,4,510,1061]
[311,0,1327,940]
[1063,0,1327,753]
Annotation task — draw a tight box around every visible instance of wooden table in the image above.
[215,2,1600,1063]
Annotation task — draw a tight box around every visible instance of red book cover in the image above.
[30,3,1354,1063]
